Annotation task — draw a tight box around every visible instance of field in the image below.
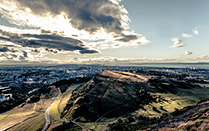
[0,99,53,131]
[7,113,45,131]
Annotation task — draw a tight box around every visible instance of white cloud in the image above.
[171,38,184,48]
[197,55,209,60]
[181,33,192,38]
[193,28,199,35]
[185,50,193,55]
[0,0,149,51]
[0,25,41,35]
[64,56,181,64]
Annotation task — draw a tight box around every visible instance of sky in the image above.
[0,0,208,64]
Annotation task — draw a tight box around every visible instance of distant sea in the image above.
[105,63,209,69]
[0,62,209,69]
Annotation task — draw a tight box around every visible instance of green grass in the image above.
[58,87,75,113]
[64,104,80,118]
[49,96,62,118]
[142,95,198,117]
[136,85,209,118]
[50,83,83,118]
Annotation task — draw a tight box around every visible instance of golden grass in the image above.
[0,111,38,130]
[0,99,53,130]
[33,103,37,111]
[0,114,9,121]
[101,70,149,82]
[8,113,45,131]
[35,99,54,112]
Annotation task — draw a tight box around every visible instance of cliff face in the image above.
[61,70,155,121]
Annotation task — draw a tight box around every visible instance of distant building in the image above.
[0,93,12,102]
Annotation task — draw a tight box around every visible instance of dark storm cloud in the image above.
[79,49,99,54]
[15,0,139,42]
[45,48,58,54]
[31,49,40,53]
[0,29,98,54]
[16,0,122,32]
[0,47,10,52]
[23,39,84,51]
[0,46,17,52]
[116,34,139,42]
[0,36,10,41]
[22,34,84,47]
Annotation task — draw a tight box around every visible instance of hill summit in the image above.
[61,70,156,121]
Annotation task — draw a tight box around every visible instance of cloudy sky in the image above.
[0,0,209,64]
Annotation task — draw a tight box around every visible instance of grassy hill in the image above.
[59,70,209,131]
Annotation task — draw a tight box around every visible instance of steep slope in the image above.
[61,70,155,121]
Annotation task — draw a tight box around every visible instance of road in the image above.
[71,120,88,131]
[63,119,88,131]
[42,88,61,131]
